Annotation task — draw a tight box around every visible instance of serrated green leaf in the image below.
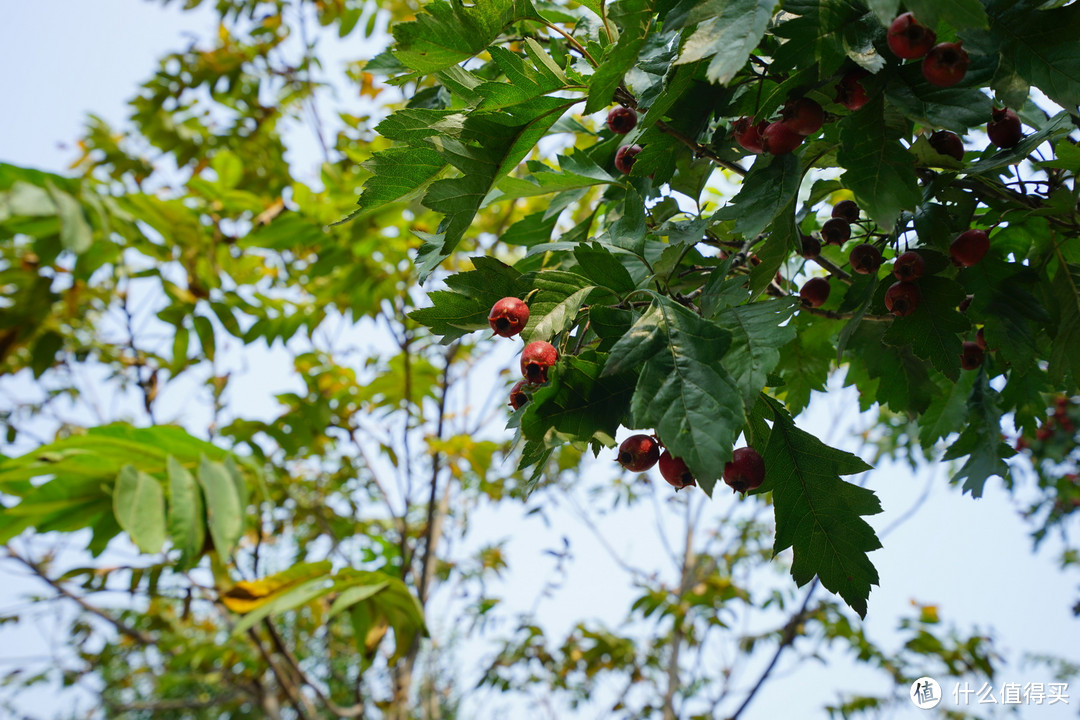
[1048,262,1080,391]
[674,0,780,84]
[989,2,1080,111]
[716,299,799,406]
[113,466,166,554]
[529,285,594,341]
[167,456,205,571]
[885,65,994,132]
[521,351,633,446]
[409,257,527,341]
[715,153,801,241]
[355,147,447,216]
[573,243,637,294]
[918,372,977,449]
[942,373,1014,496]
[760,395,880,618]
[586,0,657,112]
[882,276,970,381]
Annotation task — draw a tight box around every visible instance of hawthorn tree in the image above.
[1,0,1078,718]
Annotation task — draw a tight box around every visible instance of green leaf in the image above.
[963,112,1073,178]
[527,284,595,342]
[1048,263,1080,391]
[113,466,167,554]
[882,276,970,381]
[197,455,244,557]
[961,257,1050,369]
[167,456,205,571]
[493,150,615,200]
[408,257,527,341]
[989,1,1080,111]
[918,372,977,450]
[772,0,869,78]
[760,396,880,618]
[231,576,335,637]
[837,95,921,229]
[673,0,780,84]
[844,321,934,415]
[573,243,637,294]
[885,65,994,132]
[45,182,93,254]
[715,299,799,407]
[586,0,657,113]
[391,0,543,75]
[354,147,447,217]
[603,297,745,493]
[333,569,427,663]
[905,0,987,30]
[942,373,1015,497]
[714,153,801,241]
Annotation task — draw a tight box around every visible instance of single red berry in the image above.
[509,380,531,410]
[821,218,852,246]
[850,243,883,275]
[780,98,825,136]
[835,69,870,111]
[520,341,558,384]
[831,200,860,223]
[732,117,767,154]
[801,234,822,259]
[950,229,989,267]
[800,277,831,308]
[987,107,1023,149]
[617,434,661,472]
[885,281,920,317]
[887,12,937,59]
[958,294,973,313]
[606,106,638,135]
[723,447,765,493]
[960,341,985,370]
[761,121,804,155]
[892,251,926,281]
[922,42,969,88]
[488,297,530,337]
[614,144,642,174]
[929,130,964,161]
[658,451,696,490]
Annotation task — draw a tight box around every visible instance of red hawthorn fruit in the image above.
[950,229,990,267]
[658,451,696,490]
[975,327,987,351]
[723,447,766,493]
[835,69,870,111]
[922,42,969,88]
[850,243,883,274]
[618,434,661,472]
[761,121,804,155]
[800,277,831,308]
[892,251,926,281]
[488,297,530,337]
[509,380,530,410]
[884,281,920,317]
[615,144,642,174]
[958,294,973,313]
[732,117,767,154]
[801,234,822,259]
[821,218,852,246]
[887,12,937,59]
[929,130,965,161]
[606,106,638,135]
[987,107,1023,149]
[960,340,985,370]
[781,98,825,136]
[520,341,558,384]
[831,200,860,223]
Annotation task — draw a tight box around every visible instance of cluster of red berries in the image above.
[488,297,560,409]
[605,106,644,174]
[616,435,766,494]
[1017,396,1079,449]
[798,200,862,308]
[886,12,969,88]
[731,96,825,156]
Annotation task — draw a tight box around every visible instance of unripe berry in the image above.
[658,451,696,490]
[488,297,530,337]
[960,341,985,370]
[606,106,637,135]
[884,281,920,317]
[950,229,989,267]
[509,380,530,410]
[800,277,831,308]
[520,341,558,384]
[723,447,765,493]
[850,243,883,275]
[835,69,870,111]
[821,218,852,246]
[761,121,804,155]
[887,12,937,59]
[831,200,860,223]
[617,434,661,472]
[780,97,825,136]
[922,42,969,88]
[987,107,1023,149]
[892,251,926,281]
[929,130,964,161]
[615,144,642,174]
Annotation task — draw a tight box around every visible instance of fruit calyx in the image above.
[520,341,558,384]
[606,106,637,135]
[615,144,642,174]
[884,281,920,317]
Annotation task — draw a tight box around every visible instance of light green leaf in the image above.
[167,456,205,570]
[113,465,167,554]
[674,0,780,84]
[197,455,244,557]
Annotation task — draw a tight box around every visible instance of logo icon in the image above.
[910,677,942,709]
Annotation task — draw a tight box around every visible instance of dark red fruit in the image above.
[723,447,765,493]
[884,281,920,317]
[887,12,937,60]
[615,144,642,174]
[850,243,883,274]
[832,200,860,223]
[781,98,825,136]
[929,130,964,161]
[922,42,969,88]
[618,434,661,472]
[958,294,973,313]
[987,107,1023,149]
[975,327,987,351]
[821,218,852,246]
[732,117,767,154]
[520,341,558,384]
[509,380,530,410]
[488,297,530,337]
[606,106,638,135]
[761,121,804,155]
[800,277,831,308]
[835,69,870,111]
[892,251,926,281]
[960,341,985,370]
[658,451,696,490]
[801,234,822,259]
[950,229,989,267]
